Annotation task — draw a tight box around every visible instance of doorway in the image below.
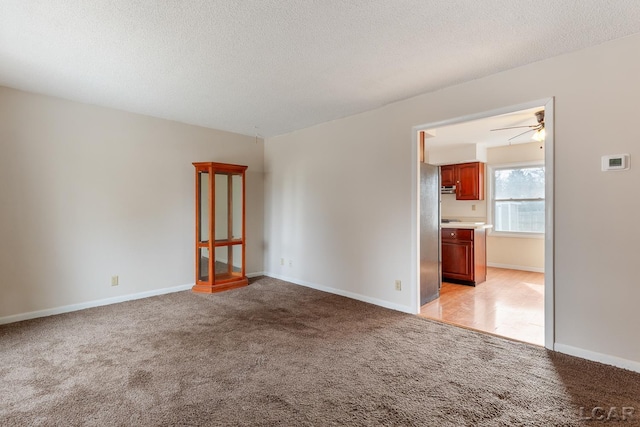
[412,99,554,349]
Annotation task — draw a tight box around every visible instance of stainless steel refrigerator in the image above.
[420,163,441,305]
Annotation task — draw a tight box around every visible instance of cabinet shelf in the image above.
[197,239,244,247]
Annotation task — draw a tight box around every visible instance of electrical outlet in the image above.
[472,204,476,211]
[395,280,402,291]
[111,275,119,286]
[280,258,284,266]
[289,260,293,267]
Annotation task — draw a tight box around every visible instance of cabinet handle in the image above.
[450,232,455,237]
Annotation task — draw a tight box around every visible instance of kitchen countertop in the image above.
[441,222,493,230]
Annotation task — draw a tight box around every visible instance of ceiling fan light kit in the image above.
[532,128,546,142]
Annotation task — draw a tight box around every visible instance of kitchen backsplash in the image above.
[441,193,487,221]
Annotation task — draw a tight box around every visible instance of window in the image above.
[492,165,545,234]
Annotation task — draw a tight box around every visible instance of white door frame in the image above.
[410,98,555,350]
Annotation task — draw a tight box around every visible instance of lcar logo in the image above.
[579,407,635,422]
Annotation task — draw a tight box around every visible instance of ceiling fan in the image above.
[491,110,545,142]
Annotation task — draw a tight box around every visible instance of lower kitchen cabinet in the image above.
[441,228,486,286]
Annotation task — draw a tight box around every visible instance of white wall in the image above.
[264,115,413,311]
[0,87,264,319]
[427,144,487,165]
[264,33,640,365]
[488,141,545,165]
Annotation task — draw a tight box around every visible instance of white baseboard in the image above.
[0,283,195,326]
[247,271,265,278]
[487,262,545,273]
[264,272,413,314]
[0,271,267,326]
[555,343,640,373]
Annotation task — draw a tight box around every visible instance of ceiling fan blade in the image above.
[490,125,538,131]
[508,128,536,141]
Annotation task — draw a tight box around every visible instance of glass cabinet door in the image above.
[213,171,244,281]
[231,174,243,240]
[198,247,209,282]
[214,172,228,241]
[198,171,210,243]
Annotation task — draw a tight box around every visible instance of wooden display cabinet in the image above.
[193,162,248,293]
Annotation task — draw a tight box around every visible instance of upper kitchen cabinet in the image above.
[456,162,484,200]
[440,164,456,187]
[441,162,485,200]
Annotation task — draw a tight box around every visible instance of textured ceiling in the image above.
[2,1,640,138]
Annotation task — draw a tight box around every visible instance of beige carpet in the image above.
[1,276,639,426]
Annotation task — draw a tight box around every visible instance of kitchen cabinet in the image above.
[441,227,486,286]
[456,162,484,200]
[440,164,456,187]
[440,162,485,200]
